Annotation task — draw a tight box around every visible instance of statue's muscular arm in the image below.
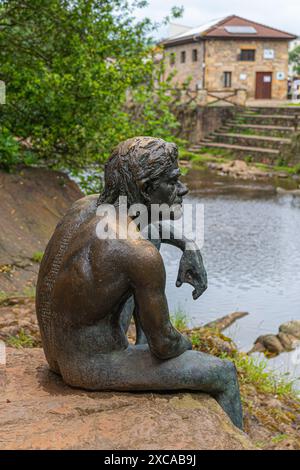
[124,241,192,360]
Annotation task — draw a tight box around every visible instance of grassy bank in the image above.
[179,146,300,179]
[179,147,233,169]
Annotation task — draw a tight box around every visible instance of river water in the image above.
[161,168,300,386]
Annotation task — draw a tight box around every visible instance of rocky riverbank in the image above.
[179,148,300,189]
[0,167,82,293]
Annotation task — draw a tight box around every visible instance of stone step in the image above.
[247,106,300,115]
[189,142,279,164]
[226,123,294,132]
[233,114,298,127]
[212,132,291,150]
[215,132,291,143]
[238,114,296,120]
[224,122,294,137]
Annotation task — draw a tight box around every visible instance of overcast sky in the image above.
[134,0,300,38]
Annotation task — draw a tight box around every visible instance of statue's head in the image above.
[97,137,188,211]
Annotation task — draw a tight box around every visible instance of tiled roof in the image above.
[161,15,297,47]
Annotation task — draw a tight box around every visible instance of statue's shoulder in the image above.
[56,194,99,228]
[69,194,99,213]
[95,237,161,264]
[120,238,164,276]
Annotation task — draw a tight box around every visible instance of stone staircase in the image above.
[190,107,300,164]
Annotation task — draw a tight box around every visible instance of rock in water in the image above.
[252,335,285,355]
[249,323,300,357]
[0,348,254,450]
[279,321,300,339]
[277,332,300,351]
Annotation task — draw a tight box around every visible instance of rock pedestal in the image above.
[0,348,254,450]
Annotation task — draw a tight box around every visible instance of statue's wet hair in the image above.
[97,137,178,206]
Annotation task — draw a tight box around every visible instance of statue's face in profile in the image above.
[147,161,188,220]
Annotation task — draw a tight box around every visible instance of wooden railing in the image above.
[170,87,247,108]
[206,89,246,106]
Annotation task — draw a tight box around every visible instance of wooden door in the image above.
[255,72,272,99]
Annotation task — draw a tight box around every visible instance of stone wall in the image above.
[175,106,236,144]
[205,39,289,100]
[163,42,204,90]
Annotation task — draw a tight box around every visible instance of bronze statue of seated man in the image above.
[36,136,243,430]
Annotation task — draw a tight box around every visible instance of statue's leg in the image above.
[119,297,147,344]
[58,345,243,430]
[119,296,135,334]
[133,308,147,344]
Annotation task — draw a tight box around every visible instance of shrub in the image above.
[0,127,20,171]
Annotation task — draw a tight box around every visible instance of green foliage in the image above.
[0,290,9,304]
[179,166,188,176]
[70,167,104,195]
[7,329,35,348]
[0,127,21,171]
[178,149,201,160]
[0,0,181,171]
[224,353,296,397]
[294,163,300,174]
[257,162,300,175]
[275,157,288,167]
[289,45,300,75]
[230,128,256,136]
[170,307,188,330]
[177,317,298,398]
[190,332,201,347]
[0,126,38,171]
[68,157,107,195]
[125,61,180,140]
[271,433,289,444]
[31,251,44,263]
[196,146,232,157]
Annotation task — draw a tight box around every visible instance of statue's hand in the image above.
[176,247,208,300]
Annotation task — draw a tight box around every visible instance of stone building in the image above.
[161,15,296,101]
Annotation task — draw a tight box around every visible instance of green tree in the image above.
[289,45,300,75]
[0,0,180,171]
